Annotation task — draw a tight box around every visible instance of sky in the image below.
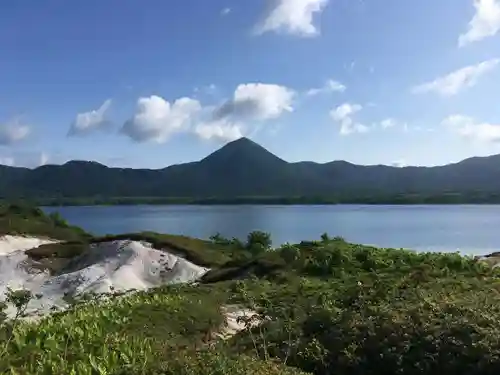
[0,0,500,169]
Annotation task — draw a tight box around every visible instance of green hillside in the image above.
[1,205,500,374]
[2,138,500,203]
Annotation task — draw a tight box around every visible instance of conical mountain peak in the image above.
[200,137,286,166]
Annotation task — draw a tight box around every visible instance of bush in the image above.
[0,203,90,241]
[246,231,272,254]
[227,240,500,375]
[151,351,310,375]
[293,292,500,375]
[278,243,300,265]
[2,209,500,375]
[48,212,69,228]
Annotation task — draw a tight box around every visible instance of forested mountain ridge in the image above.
[1,137,500,200]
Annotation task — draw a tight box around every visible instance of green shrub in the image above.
[48,212,69,228]
[278,243,300,265]
[246,231,272,254]
[0,203,90,241]
[150,351,310,375]
[2,205,500,375]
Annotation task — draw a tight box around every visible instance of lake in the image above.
[43,205,500,256]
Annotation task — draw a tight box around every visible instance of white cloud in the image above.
[214,83,295,121]
[330,103,361,122]
[118,81,296,144]
[255,0,328,37]
[0,120,30,145]
[194,120,244,142]
[196,83,294,141]
[442,114,500,142]
[122,95,201,143]
[459,0,500,47]
[68,99,112,136]
[0,156,15,166]
[380,118,397,129]
[221,7,231,16]
[373,118,413,131]
[121,84,294,144]
[330,103,369,135]
[330,106,404,135]
[306,79,346,96]
[412,58,499,96]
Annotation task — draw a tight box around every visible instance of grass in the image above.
[0,284,307,374]
[0,203,90,241]
[2,203,500,374]
[220,242,500,375]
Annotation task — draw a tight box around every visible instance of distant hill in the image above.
[2,137,500,203]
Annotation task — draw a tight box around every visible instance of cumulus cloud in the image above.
[330,103,369,135]
[306,79,346,96]
[221,7,231,16]
[194,120,244,142]
[459,0,500,47]
[412,59,499,96]
[121,96,201,143]
[214,83,295,121]
[68,99,112,136]
[255,0,328,37]
[0,120,30,146]
[121,84,294,144]
[198,83,294,141]
[442,114,500,142]
[330,103,361,122]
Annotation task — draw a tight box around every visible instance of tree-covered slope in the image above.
[2,137,500,200]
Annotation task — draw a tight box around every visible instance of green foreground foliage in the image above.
[2,203,500,374]
[0,203,89,241]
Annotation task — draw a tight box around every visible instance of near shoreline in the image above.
[6,192,500,207]
[2,203,500,374]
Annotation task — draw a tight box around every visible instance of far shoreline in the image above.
[5,193,500,206]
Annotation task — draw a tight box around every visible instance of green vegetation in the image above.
[0,203,90,241]
[1,203,500,374]
[3,137,500,204]
[9,191,500,206]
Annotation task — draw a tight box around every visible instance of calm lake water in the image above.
[43,205,500,256]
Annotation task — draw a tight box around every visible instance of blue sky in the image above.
[0,0,499,169]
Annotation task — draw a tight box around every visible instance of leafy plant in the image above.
[2,207,500,375]
[246,231,272,254]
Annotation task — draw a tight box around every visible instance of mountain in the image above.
[2,137,500,201]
